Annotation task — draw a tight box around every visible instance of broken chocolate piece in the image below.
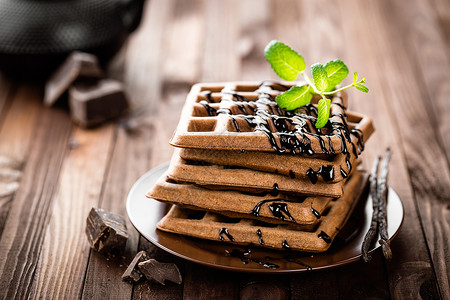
[44,52,103,106]
[69,79,129,128]
[138,259,182,285]
[122,251,150,282]
[85,207,128,255]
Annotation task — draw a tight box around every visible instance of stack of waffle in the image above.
[147,81,374,252]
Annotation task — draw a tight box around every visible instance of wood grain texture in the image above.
[200,0,240,81]
[183,263,238,300]
[162,0,204,84]
[0,86,41,239]
[339,0,443,298]
[81,124,154,300]
[350,1,449,297]
[29,125,115,299]
[123,0,174,113]
[0,106,72,300]
[132,238,184,300]
[240,274,289,300]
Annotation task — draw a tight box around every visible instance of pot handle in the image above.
[119,0,146,33]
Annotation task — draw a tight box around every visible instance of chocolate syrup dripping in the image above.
[268,203,296,222]
[231,118,240,132]
[201,90,214,102]
[326,136,335,154]
[240,149,245,153]
[316,135,329,154]
[287,258,312,271]
[306,168,318,184]
[351,143,358,158]
[351,128,365,152]
[318,231,332,244]
[289,170,296,179]
[226,248,280,269]
[250,198,305,221]
[271,183,279,196]
[199,100,217,116]
[219,228,235,242]
[340,166,348,179]
[306,166,334,184]
[345,153,352,172]
[311,206,321,219]
[256,229,264,245]
[282,239,290,249]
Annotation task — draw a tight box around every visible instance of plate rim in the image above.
[126,162,405,274]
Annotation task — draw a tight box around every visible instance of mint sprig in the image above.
[264,40,368,128]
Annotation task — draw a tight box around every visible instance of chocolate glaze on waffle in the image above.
[171,82,374,179]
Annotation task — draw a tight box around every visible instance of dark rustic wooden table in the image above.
[0,0,449,299]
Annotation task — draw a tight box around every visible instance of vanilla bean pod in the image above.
[361,156,381,262]
[377,148,392,260]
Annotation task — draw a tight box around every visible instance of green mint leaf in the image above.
[315,98,331,128]
[311,63,329,92]
[355,83,369,93]
[352,72,358,84]
[264,40,305,81]
[275,85,313,111]
[324,59,349,91]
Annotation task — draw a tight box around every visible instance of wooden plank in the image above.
[429,0,450,55]
[338,0,442,298]
[183,263,238,299]
[355,0,449,297]
[132,238,184,300]
[200,0,240,82]
[81,125,153,300]
[240,274,290,300]
[0,86,43,239]
[29,125,115,299]
[162,0,204,84]
[123,0,175,113]
[385,0,450,167]
[0,105,72,299]
[82,1,176,298]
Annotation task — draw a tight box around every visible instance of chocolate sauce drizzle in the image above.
[271,183,279,196]
[250,198,305,223]
[306,166,334,184]
[226,248,280,269]
[282,239,290,249]
[203,81,367,182]
[289,170,296,179]
[311,206,321,219]
[199,100,217,116]
[219,228,235,242]
[268,203,296,222]
[256,229,264,245]
[318,231,332,244]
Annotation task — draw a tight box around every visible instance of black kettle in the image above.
[0,0,145,79]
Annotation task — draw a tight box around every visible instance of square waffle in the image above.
[157,171,369,252]
[177,110,372,184]
[148,170,366,230]
[166,149,352,197]
[170,81,373,156]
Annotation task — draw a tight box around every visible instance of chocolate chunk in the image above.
[121,251,149,282]
[44,52,103,106]
[69,79,129,128]
[138,259,182,285]
[85,207,128,255]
